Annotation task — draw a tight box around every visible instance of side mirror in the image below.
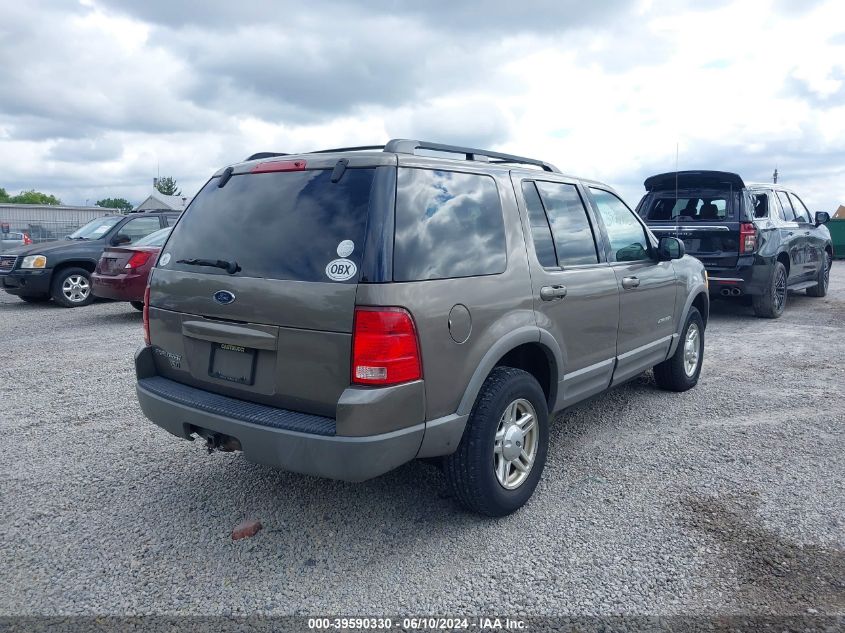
[657,236,685,260]
[815,211,830,226]
[111,234,131,246]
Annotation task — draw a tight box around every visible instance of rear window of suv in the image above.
[639,193,736,222]
[160,168,375,282]
[393,168,506,281]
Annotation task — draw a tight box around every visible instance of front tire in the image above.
[752,261,787,318]
[444,367,549,517]
[130,301,145,311]
[654,307,704,392]
[806,250,831,298]
[51,267,94,308]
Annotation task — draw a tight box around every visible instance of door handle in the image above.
[804,231,811,235]
[540,285,567,301]
[787,231,794,236]
[622,276,640,289]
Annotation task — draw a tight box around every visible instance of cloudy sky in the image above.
[1,0,844,210]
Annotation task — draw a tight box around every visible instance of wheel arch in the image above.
[775,250,790,275]
[456,327,562,416]
[52,259,97,275]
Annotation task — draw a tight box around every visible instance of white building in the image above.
[135,190,193,212]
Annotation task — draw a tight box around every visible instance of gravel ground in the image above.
[1,264,843,617]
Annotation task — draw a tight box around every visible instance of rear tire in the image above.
[444,367,549,517]
[654,307,704,392]
[752,261,787,318]
[50,267,94,308]
[806,251,831,298]
[130,301,145,311]
[19,294,50,303]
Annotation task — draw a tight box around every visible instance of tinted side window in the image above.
[590,188,650,262]
[393,168,506,281]
[776,191,796,221]
[120,217,161,244]
[521,181,557,268]
[534,181,598,266]
[788,193,810,223]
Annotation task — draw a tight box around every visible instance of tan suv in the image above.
[136,140,709,516]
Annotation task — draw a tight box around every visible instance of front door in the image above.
[513,175,620,409]
[789,192,825,279]
[586,187,678,385]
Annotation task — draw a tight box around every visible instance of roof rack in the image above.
[245,152,289,161]
[384,139,560,173]
[309,145,386,154]
[244,139,560,173]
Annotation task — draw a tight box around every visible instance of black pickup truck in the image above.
[636,171,833,318]
[0,210,179,307]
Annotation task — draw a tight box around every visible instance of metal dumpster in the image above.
[829,219,845,258]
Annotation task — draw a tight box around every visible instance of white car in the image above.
[0,231,31,253]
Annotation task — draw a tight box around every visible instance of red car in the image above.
[92,227,171,310]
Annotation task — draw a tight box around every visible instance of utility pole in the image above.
[773,168,778,184]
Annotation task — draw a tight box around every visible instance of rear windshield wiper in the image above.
[176,258,241,274]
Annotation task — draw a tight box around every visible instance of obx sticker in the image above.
[325,258,357,281]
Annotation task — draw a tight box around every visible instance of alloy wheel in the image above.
[824,253,831,291]
[62,274,90,303]
[683,322,701,377]
[493,398,539,490]
[773,268,786,311]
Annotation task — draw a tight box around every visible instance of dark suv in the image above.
[0,210,180,307]
[136,140,709,516]
[637,171,833,318]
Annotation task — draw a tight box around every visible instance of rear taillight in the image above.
[142,285,151,345]
[351,307,422,386]
[125,251,152,269]
[23,233,32,245]
[740,223,757,254]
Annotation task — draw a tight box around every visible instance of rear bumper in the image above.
[134,346,429,482]
[0,269,52,296]
[706,257,771,296]
[92,272,146,302]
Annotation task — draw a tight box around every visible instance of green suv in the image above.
[135,140,709,516]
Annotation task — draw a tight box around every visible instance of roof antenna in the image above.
[675,142,680,240]
[773,167,778,184]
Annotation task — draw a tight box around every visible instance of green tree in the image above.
[155,177,181,196]
[0,188,10,202]
[9,190,62,205]
[96,197,134,211]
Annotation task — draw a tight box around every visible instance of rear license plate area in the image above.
[209,343,257,385]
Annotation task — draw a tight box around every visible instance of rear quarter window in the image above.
[393,168,507,281]
[160,168,375,282]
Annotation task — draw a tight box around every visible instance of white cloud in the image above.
[0,0,843,211]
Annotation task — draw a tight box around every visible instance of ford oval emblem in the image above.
[213,290,236,305]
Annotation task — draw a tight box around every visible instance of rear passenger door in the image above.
[773,191,809,282]
[513,175,619,408]
[586,187,677,385]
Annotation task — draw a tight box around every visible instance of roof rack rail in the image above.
[308,145,386,154]
[383,139,560,173]
[244,141,560,173]
[245,152,289,161]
